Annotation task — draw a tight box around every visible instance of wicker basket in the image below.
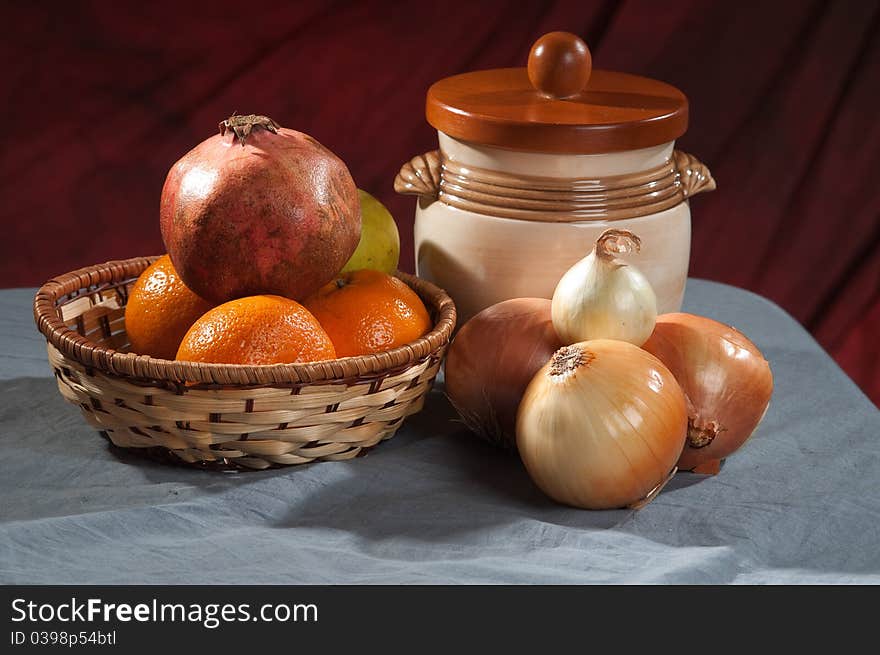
[33,257,456,470]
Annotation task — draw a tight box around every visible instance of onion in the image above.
[641,313,774,473]
[517,340,687,509]
[551,229,657,346]
[444,298,563,449]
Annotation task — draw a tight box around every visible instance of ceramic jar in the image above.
[396,32,715,324]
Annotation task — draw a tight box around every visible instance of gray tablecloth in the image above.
[1,280,878,584]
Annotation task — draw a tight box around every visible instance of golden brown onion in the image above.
[642,313,774,472]
[517,340,687,509]
[444,298,563,449]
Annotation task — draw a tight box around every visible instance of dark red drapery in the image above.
[2,0,878,404]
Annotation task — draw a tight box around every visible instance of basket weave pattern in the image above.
[34,257,456,470]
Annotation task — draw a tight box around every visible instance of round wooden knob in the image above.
[527,32,592,99]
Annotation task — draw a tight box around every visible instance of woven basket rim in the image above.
[34,255,457,386]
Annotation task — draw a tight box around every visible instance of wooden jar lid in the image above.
[426,32,689,154]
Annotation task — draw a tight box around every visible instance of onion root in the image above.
[687,419,723,448]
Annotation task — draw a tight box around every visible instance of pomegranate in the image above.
[160,114,361,303]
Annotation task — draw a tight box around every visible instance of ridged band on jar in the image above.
[395,149,715,222]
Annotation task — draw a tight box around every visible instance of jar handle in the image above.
[394,150,442,202]
[673,150,716,198]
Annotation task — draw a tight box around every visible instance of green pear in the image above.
[341,189,401,274]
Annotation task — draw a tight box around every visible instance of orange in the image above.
[176,295,336,365]
[303,269,432,358]
[125,254,214,360]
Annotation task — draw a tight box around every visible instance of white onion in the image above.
[551,229,657,347]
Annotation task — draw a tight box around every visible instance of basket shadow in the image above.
[104,440,289,483]
[271,434,538,540]
[271,393,668,539]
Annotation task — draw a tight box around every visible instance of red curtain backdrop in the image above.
[3,0,879,405]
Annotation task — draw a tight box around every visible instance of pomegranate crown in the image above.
[218,113,281,146]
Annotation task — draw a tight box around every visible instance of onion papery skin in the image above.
[516,339,687,510]
[641,313,774,471]
[445,298,563,450]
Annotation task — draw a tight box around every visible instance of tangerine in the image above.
[125,254,214,360]
[175,294,336,365]
[303,269,432,358]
